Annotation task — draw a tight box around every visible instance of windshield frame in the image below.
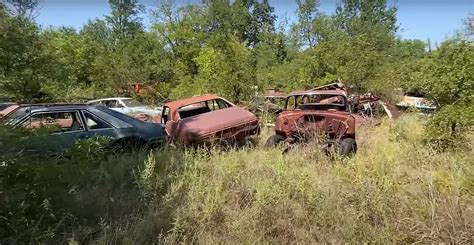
[284,94,348,111]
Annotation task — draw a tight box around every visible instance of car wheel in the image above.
[265,134,285,147]
[339,138,357,156]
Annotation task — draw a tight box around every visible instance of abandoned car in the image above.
[256,88,287,114]
[3,104,166,151]
[87,97,162,117]
[309,82,399,126]
[161,94,260,147]
[266,89,358,156]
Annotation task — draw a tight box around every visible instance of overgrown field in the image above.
[1,114,473,244]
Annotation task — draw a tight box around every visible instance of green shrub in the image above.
[425,104,474,150]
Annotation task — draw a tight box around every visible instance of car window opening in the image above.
[21,111,84,133]
[178,99,232,119]
[83,111,113,130]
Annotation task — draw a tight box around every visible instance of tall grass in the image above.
[1,114,472,243]
[103,114,473,244]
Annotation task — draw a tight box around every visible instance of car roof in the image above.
[287,89,347,97]
[88,97,132,102]
[6,104,158,129]
[15,103,98,112]
[164,94,226,110]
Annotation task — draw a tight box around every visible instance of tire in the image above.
[265,134,285,147]
[339,138,357,156]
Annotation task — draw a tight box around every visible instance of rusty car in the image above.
[257,88,286,114]
[266,89,357,156]
[161,94,260,147]
[248,88,287,126]
[308,82,400,126]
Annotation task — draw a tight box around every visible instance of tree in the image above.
[0,9,45,101]
[105,0,144,41]
[406,40,474,148]
[464,14,473,39]
[324,0,398,89]
[1,0,39,20]
[294,0,320,48]
[335,0,397,37]
[245,0,276,47]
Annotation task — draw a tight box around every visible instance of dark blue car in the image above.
[3,104,166,151]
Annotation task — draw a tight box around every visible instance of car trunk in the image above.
[175,106,258,144]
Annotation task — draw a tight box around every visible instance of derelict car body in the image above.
[3,104,166,151]
[267,89,358,156]
[161,95,260,146]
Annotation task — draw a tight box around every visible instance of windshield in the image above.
[122,99,145,108]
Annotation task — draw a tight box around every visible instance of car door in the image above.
[18,110,88,151]
[80,110,118,140]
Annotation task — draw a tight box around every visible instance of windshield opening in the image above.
[178,99,232,119]
[285,94,347,110]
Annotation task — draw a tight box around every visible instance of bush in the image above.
[425,104,474,150]
[0,128,155,243]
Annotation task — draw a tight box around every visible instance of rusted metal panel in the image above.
[164,95,260,146]
[274,110,356,139]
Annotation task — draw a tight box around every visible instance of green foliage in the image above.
[403,40,474,149]
[106,0,144,40]
[0,9,45,101]
[0,127,152,243]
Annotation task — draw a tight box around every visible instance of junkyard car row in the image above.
[1,82,415,156]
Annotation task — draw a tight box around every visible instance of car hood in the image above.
[130,106,161,111]
[115,107,162,115]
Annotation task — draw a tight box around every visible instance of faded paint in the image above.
[274,109,356,141]
[164,95,260,146]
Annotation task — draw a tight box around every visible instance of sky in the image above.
[35,0,474,45]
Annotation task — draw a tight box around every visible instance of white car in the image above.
[87,97,162,116]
